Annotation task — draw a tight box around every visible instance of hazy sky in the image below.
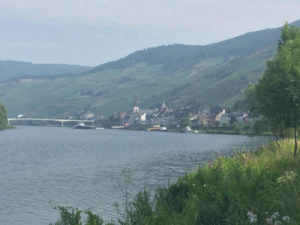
[1,0,300,66]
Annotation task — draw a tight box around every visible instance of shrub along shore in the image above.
[0,101,8,130]
[52,139,300,225]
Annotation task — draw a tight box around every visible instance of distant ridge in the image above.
[92,20,300,73]
[0,60,91,81]
[0,19,300,117]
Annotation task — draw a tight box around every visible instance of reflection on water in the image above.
[0,127,271,225]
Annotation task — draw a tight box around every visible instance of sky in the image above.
[1,0,300,66]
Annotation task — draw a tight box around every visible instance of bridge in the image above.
[8,118,95,127]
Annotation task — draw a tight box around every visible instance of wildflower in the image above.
[277,171,296,184]
[192,183,196,187]
[266,217,273,224]
[203,184,206,188]
[271,212,279,220]
[274,221,282,225]
[282,216,290,222]
[247,211,257,223]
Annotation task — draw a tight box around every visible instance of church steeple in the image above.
[133,96,140,107]
[133,96,140,113]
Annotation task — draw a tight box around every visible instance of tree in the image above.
[179,117,191,128]
[252,24,300,156]
[0,101,8,130]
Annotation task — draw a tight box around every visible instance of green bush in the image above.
[51,206,82,225]
[149,140,299,225]
[0,101,8,130]
[120,190,154,225]
[51,207,109,225]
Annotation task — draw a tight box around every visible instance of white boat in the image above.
[184,126,192,133]
[111,125,125,129]
[159,126,168,132]
[74,122,96,129]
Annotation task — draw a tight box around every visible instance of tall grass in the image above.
[52,139,300,225]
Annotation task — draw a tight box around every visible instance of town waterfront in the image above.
[0,126,271,225]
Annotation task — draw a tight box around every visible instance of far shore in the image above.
[7,123,273,136]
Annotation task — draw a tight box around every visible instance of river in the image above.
[0,126,271,225]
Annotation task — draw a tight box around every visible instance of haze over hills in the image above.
[0,61,91,81]
[0,20,299,118]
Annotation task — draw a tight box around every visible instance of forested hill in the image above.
[91,21,296,72]
[0,20,299,118]
[0,61,91,81]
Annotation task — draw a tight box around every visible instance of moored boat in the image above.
[159,126,168,132]
[74,122,96,129]
[147,125,168,132]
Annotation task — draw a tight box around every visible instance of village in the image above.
[93,98,259,133]
[11,98,259,134]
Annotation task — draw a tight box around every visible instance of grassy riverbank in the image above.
[52,139,300,225]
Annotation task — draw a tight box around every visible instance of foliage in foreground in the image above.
[0,101,8,130]
[52,139,300,225]
[250,24,300,155]
[50,206,115,225]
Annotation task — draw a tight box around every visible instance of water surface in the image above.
[0,126,270,224]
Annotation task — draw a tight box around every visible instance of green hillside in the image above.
[0,20,299,118]
[0,60,91,81]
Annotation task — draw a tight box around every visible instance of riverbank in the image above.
[52,139,300,225]
[0,125,12,130]
[126,125,272,136]
[145,139,300,225]
[8,120,271,136]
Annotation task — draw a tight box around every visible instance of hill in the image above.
[0,20,299,118]
[0,60,91,81]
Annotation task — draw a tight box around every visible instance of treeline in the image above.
[0,101,8,130]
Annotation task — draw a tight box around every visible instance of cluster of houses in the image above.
[98,99,253,129]
[14,98,254,130]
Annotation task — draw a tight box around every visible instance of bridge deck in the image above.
[8,118,94,122]
[8,118,95,127]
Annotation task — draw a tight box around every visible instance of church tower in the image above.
[133,96,140,113]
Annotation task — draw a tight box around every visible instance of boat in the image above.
[111,125,125,129]
[147,125,168,132]
[183,126,192,133]
[147,125,161,131]
[74,122,96,129]
[159,126,168,132]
